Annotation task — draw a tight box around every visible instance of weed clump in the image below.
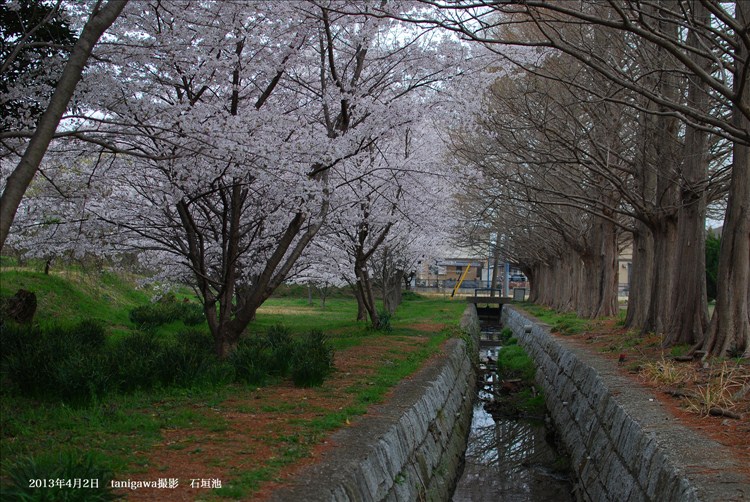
[401,291,422,301]
[641,357,697,388]
[128,296,204,328]
[685,362,744,416]
[499,327,514,344]
[230,325,299,384]
[374,310,392,332]
[497,345,536,381]
[290,330,334,387]
[231,335,274,385]
[1,321,111,401]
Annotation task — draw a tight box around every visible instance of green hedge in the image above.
[0,321,335,403]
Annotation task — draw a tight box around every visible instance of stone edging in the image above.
[502,305,749,502]
[268,329,477,502]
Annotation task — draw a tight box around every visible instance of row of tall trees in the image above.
[1,1,471,356]
[418,0,748,357]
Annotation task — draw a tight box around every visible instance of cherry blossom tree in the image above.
[7,1,471,356]
[0,0,128,252]
[315,120,457,328]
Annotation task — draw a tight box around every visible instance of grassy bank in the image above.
[0,265,467,499]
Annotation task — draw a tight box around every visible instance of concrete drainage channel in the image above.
[271,304,748,501]
[502,304,750,502]
[452,319,575,502]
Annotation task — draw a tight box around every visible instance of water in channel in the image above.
[452,325,575,502]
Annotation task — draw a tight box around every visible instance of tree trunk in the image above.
[383,269,403,314]
[701,139,750,356]
[355,259,380,328]
[596,218,619,318]
[663,0,710,347]
[556,249,578,312]
[402,271,414,291]
[700,0,750,357]
[353,287,368,321]
[663,128,708,343]
[528,264,542,304]
[665,192,708,346]
[637,12,682,336]
[212,322,243,360]
[0,0,128,253]
[625,224,655,329]
[644,216,678,334]
[576,216,618,318]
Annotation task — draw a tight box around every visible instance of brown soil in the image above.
[557,318,750,478]
[118,331,438,501]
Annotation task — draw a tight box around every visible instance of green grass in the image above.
[1,264,467,498]
[250,298,362,334]
[0,265,209,342]
[0,387,230,479]
[0,268,150,337]
[494,344,546,417]
[497,345,536,381]
[602,329,645,353]
[670,344,692,357]
[518,302,593,335]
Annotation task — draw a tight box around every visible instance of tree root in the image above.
[664,388,697,399]
[708,407,743,420]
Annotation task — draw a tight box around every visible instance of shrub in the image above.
[1,321,110,400]
[375,310,392,332]
[229,325,302,384]
[53,352,111,402]
[129,301,204,328]
[1,321,224,400]
[230,335,273,385]
[164,329,217,387]
[290,330,334,387]
[109,331,169,391]
[72,320,107,349]
[265,324,295,376]
[1,325,55,395]
[499,327,514,343]
[201,361,236,387]
[1,451,118,501]
[128,304,175,328]
[180,303,205,326]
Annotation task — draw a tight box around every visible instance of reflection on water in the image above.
[452,404,573,502]
[452,329,574,502]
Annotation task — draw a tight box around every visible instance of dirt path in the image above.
[119,334,432,501]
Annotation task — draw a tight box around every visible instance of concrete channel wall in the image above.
[269,313,479,502]
[502,305,749,502]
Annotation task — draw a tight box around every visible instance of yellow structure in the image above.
[451,264,472,298]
